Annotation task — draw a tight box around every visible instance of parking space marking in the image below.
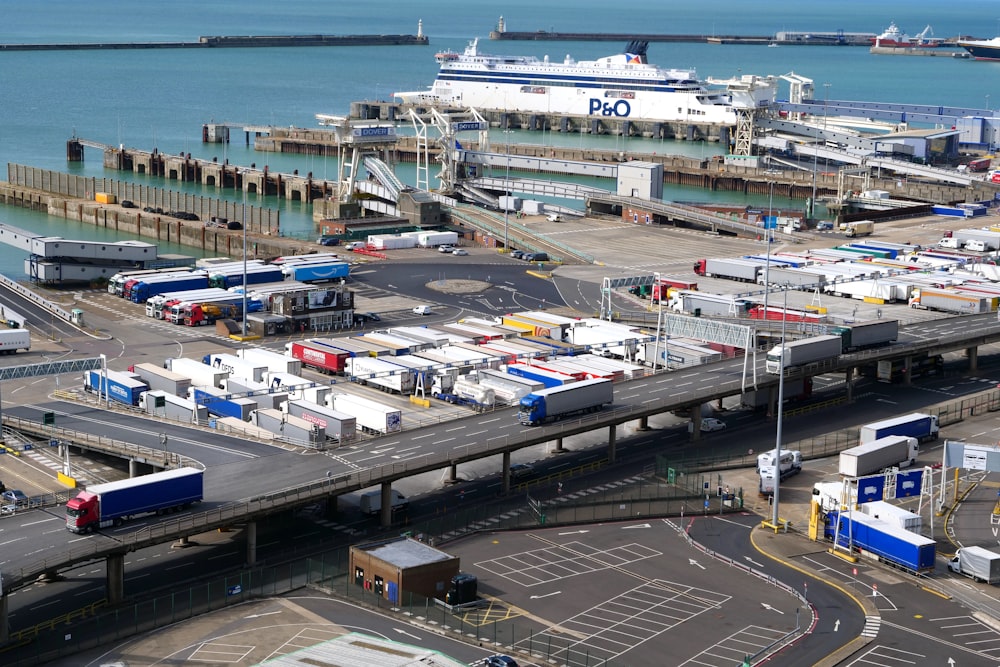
[926,615,1000,654]
[846,645,925,666]
[519,579,730,664]
[679,625,789,667]
[474,541,660,587]
[188,641,255,663]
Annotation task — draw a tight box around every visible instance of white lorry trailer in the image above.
[839,435,918,477]
[765,335,842,374]
[329,393,402,434]
[359,489,409,515]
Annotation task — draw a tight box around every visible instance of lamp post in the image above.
[503,120,511,253]
[762,181,775,318]
[771,285,790,526]
[241,171,248,337]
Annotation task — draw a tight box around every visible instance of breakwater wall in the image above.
[0,34,427,52]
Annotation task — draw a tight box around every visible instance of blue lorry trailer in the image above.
[518,378,613,426]
[824,510,935,572]
[84,369,148,406]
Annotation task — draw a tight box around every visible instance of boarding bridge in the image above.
[362,155,406,200]
[465,176,610,201]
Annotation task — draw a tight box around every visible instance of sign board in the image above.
[857,476,884,504]
[895,469,923,498]
[963,444,991,471]
[453,121,487,132]
[227,585,242,596]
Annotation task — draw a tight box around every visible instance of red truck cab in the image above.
[65,491,99,533]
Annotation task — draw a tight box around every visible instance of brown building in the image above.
[349,536,459,604]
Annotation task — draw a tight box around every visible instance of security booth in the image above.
[349,536,460,604]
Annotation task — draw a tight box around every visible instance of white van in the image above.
[938,236,960,249]
[965,239,987,252]
[412,305,432,316]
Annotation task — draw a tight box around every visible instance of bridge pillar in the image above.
[551,438,565,453]
[246,520,257,566]
[501,451,512,495]
[968,346,979,372]
[764,386,777,418]
[107,552,125,604]
[902,355,913,386]
[379,482,393,528]
[0,593,6,644]
[608,425,617,464]
[635,416,649,431]
[689,406,702,441]
[129,458,139,477]
[448,464,458,483]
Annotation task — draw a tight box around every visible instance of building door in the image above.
[387,581,398,604]
[374,575,384,597]
[354,567,365,586]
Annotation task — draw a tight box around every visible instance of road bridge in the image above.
[0,310,997,628]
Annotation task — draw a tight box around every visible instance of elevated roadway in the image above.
[0,311,999,612]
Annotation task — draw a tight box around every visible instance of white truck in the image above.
[345,356,416,394]
[329,393,402,434]
[948,546,1000,584]
[839,435,918,477]
[765,335,842,374]
[758,450,802,496]
[204,353,267,383]
[237,348,302,375]
[860,500,922,532]
[283,398,356,444]
[0,329,30,354]
[130,362,191,396]
[138,390,208,423]
[756,449,802,473]
[812,481,857,512]
[165,357,228,389]
[359,489,408,515]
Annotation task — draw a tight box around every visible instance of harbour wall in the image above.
[0,34,428,52]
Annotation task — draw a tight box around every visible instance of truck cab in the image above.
[65,491,99,533]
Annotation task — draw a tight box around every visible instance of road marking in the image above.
[245,611,282,619]
[621,523,651,529]
[433,438,456,445]
[559,530,589,535]
[393,628,421,640]
[761,603,784,614]
[479,417,501,424]
[445,425,466,432]
[689,558,705,570]
[529,591,561,599]
[411,433,434,440]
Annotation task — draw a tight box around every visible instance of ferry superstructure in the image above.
[394,39,774,126]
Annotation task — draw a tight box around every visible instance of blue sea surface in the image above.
[1,0,998,275]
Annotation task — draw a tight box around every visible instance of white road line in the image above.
[433,438,456,445]
[446,425,466,432]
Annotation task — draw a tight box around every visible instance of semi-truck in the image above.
[432,376,496,411]
[129,362,191,396]
[250,408,324,446]
[330,393,402,434]
[345,356,416,394]
[473,369,543,404]
[824,510,935,572]
[0,329,31,353]
[184,303,240,326]
[130,273,210,303]
[65,467,204,533]
[860,413,939,444]
[839,435,918,477]
[84,369,149,406]
[909,287,996,314]
[191,387,257,421]
[139,390,208,423]
[692,258,765,283]
[238,348,303,376]
[165,357,228,389]
[286,340,350,375]
[359,488,408,515]
[668,291,753,317]
[765,335,842,374]
[757,450,802,496]
[208,264,284,289]
[741,378,812,410]
[948,546,1000,584]
[204,353,267,383]
[829,320,899,352]
[517,378,613,426]
[283,261,350,283]
[956,228,1000,251]
[283,399,356,443]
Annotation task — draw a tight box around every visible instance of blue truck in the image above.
[84,369,149,406]
[518,378,613,426]
[824,510,935,573]
[859,413,939,444]
[65,467,204,533]
[192,387,257,420]
[285,261,350,283]
[130,274,210,303]
[208,265,285,289]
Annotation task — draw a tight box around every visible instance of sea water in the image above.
[1,0,998,275]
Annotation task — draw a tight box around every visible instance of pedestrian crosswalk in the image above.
[861,615,881,638]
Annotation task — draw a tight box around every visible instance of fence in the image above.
[7,164,280,233]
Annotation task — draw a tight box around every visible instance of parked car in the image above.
[509,250,524,259]
[2,489,28,507]
[318,236,340,246]
[344,241,366,251]
[523,252,549,262]
[412,305,432,316]
[452,248,469,256]
[120,200,137,209]
[816,221,834,231]
[438,244,456,253]
[353,312,382,325]
[486,656,519,667]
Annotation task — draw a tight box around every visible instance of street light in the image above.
[503,119,511,253]
[241,171,248,337]
[771,285,790,527]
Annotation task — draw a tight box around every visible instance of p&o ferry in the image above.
[393,39,775,126]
